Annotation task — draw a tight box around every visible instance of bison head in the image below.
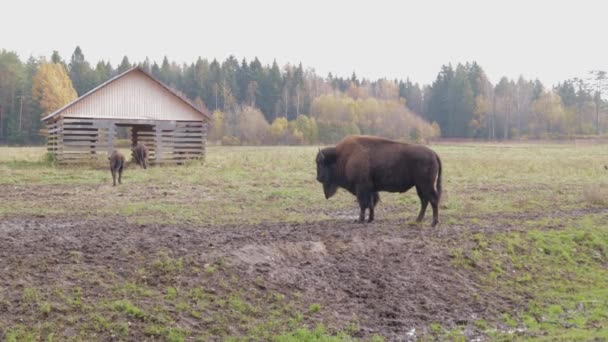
[316,147,338,199]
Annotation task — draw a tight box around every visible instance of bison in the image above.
[108,150,125,186]
[131,143,149,169]
[315,135,442,226]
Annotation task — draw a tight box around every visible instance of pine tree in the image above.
[159,56,171,85]
[221,55,240,103]
[0,50,24,141]
[69,46,96,95]
[141,57,151,73]
[51,50,67,69]
[95,60,113,83]
[116,56,132,75]
[237,58,251,105]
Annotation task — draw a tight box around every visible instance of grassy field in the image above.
[0,143,607,341]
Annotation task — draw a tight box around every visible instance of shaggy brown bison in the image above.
[316,135,442,226]
[131,143,149,169]
[108,150,125,186]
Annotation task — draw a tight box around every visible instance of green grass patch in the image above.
[110,300,146,319]
[459,214,608,340]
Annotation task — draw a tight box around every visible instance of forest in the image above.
[0,46,606,145]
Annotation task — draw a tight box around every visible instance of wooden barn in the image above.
[42,67,211,165]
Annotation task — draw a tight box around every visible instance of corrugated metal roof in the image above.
[42,66,211,122]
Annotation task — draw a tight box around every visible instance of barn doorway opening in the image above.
[116,123,157,161]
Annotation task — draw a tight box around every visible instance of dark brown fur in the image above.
[131,143,149,169]
[108,150,125,186]
[316,135,442,226]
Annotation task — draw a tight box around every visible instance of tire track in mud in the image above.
[0,209,604,339]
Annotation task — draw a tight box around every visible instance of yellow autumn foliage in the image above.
[32,63,77,116]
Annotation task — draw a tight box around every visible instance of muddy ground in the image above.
[0,213,531,341]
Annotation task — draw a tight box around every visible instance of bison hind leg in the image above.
[430,198,439,227]
[416,185,440,227]
[356,186,375,223]
[415,186,429,223]
[111,169,117,186]
[118,165,123,185]
[368,192,380,222]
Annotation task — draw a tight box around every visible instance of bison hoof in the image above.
[432,221,439,227]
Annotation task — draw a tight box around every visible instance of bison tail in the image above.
[435,153,442,202]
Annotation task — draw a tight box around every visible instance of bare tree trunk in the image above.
[516,89,522,135]
[0,104,3,139]
[213,83,219,111]
[283,86,289,118]
[19,96,23,132]
[596,99,600,135]
[487,110,491,140]
[504,103,511,140]
[491,95,496,140]
[296,86,300,117]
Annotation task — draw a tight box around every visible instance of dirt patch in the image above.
[0,215,526,340]
[225,221,513,339]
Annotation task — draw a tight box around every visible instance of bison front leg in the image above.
[111,169,117,186]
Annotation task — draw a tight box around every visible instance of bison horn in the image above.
[318,149,324,160]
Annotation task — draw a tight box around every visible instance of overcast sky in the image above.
[2,0,606,86]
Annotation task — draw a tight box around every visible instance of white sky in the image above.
[2,0,606,86]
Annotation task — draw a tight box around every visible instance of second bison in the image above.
[131,143,149,169]
[316,135,442,226]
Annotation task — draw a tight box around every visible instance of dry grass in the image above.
[1,143,608,225]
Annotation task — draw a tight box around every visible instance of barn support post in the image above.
[154,124,163,164]
[131,126,138,147]
[201,122,208,162]
[107,121,116,156]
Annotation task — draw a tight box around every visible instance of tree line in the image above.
[0,46,606,145]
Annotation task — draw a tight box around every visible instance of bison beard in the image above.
[323,182,338,199]
[316,135,442,227]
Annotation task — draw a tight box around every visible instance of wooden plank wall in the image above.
[151,121,206,165]
[46,118,207,165]
[46,121,61,156]
[58,118,113,164]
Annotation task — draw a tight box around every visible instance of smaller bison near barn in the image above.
[108,150,125,186]
[316,135,442,226]
[131,143,149,169]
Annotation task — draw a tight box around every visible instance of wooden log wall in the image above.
[140,121,207,165]
[59,118,114,163]
[46,118,207,165]
[46,121,61,156]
